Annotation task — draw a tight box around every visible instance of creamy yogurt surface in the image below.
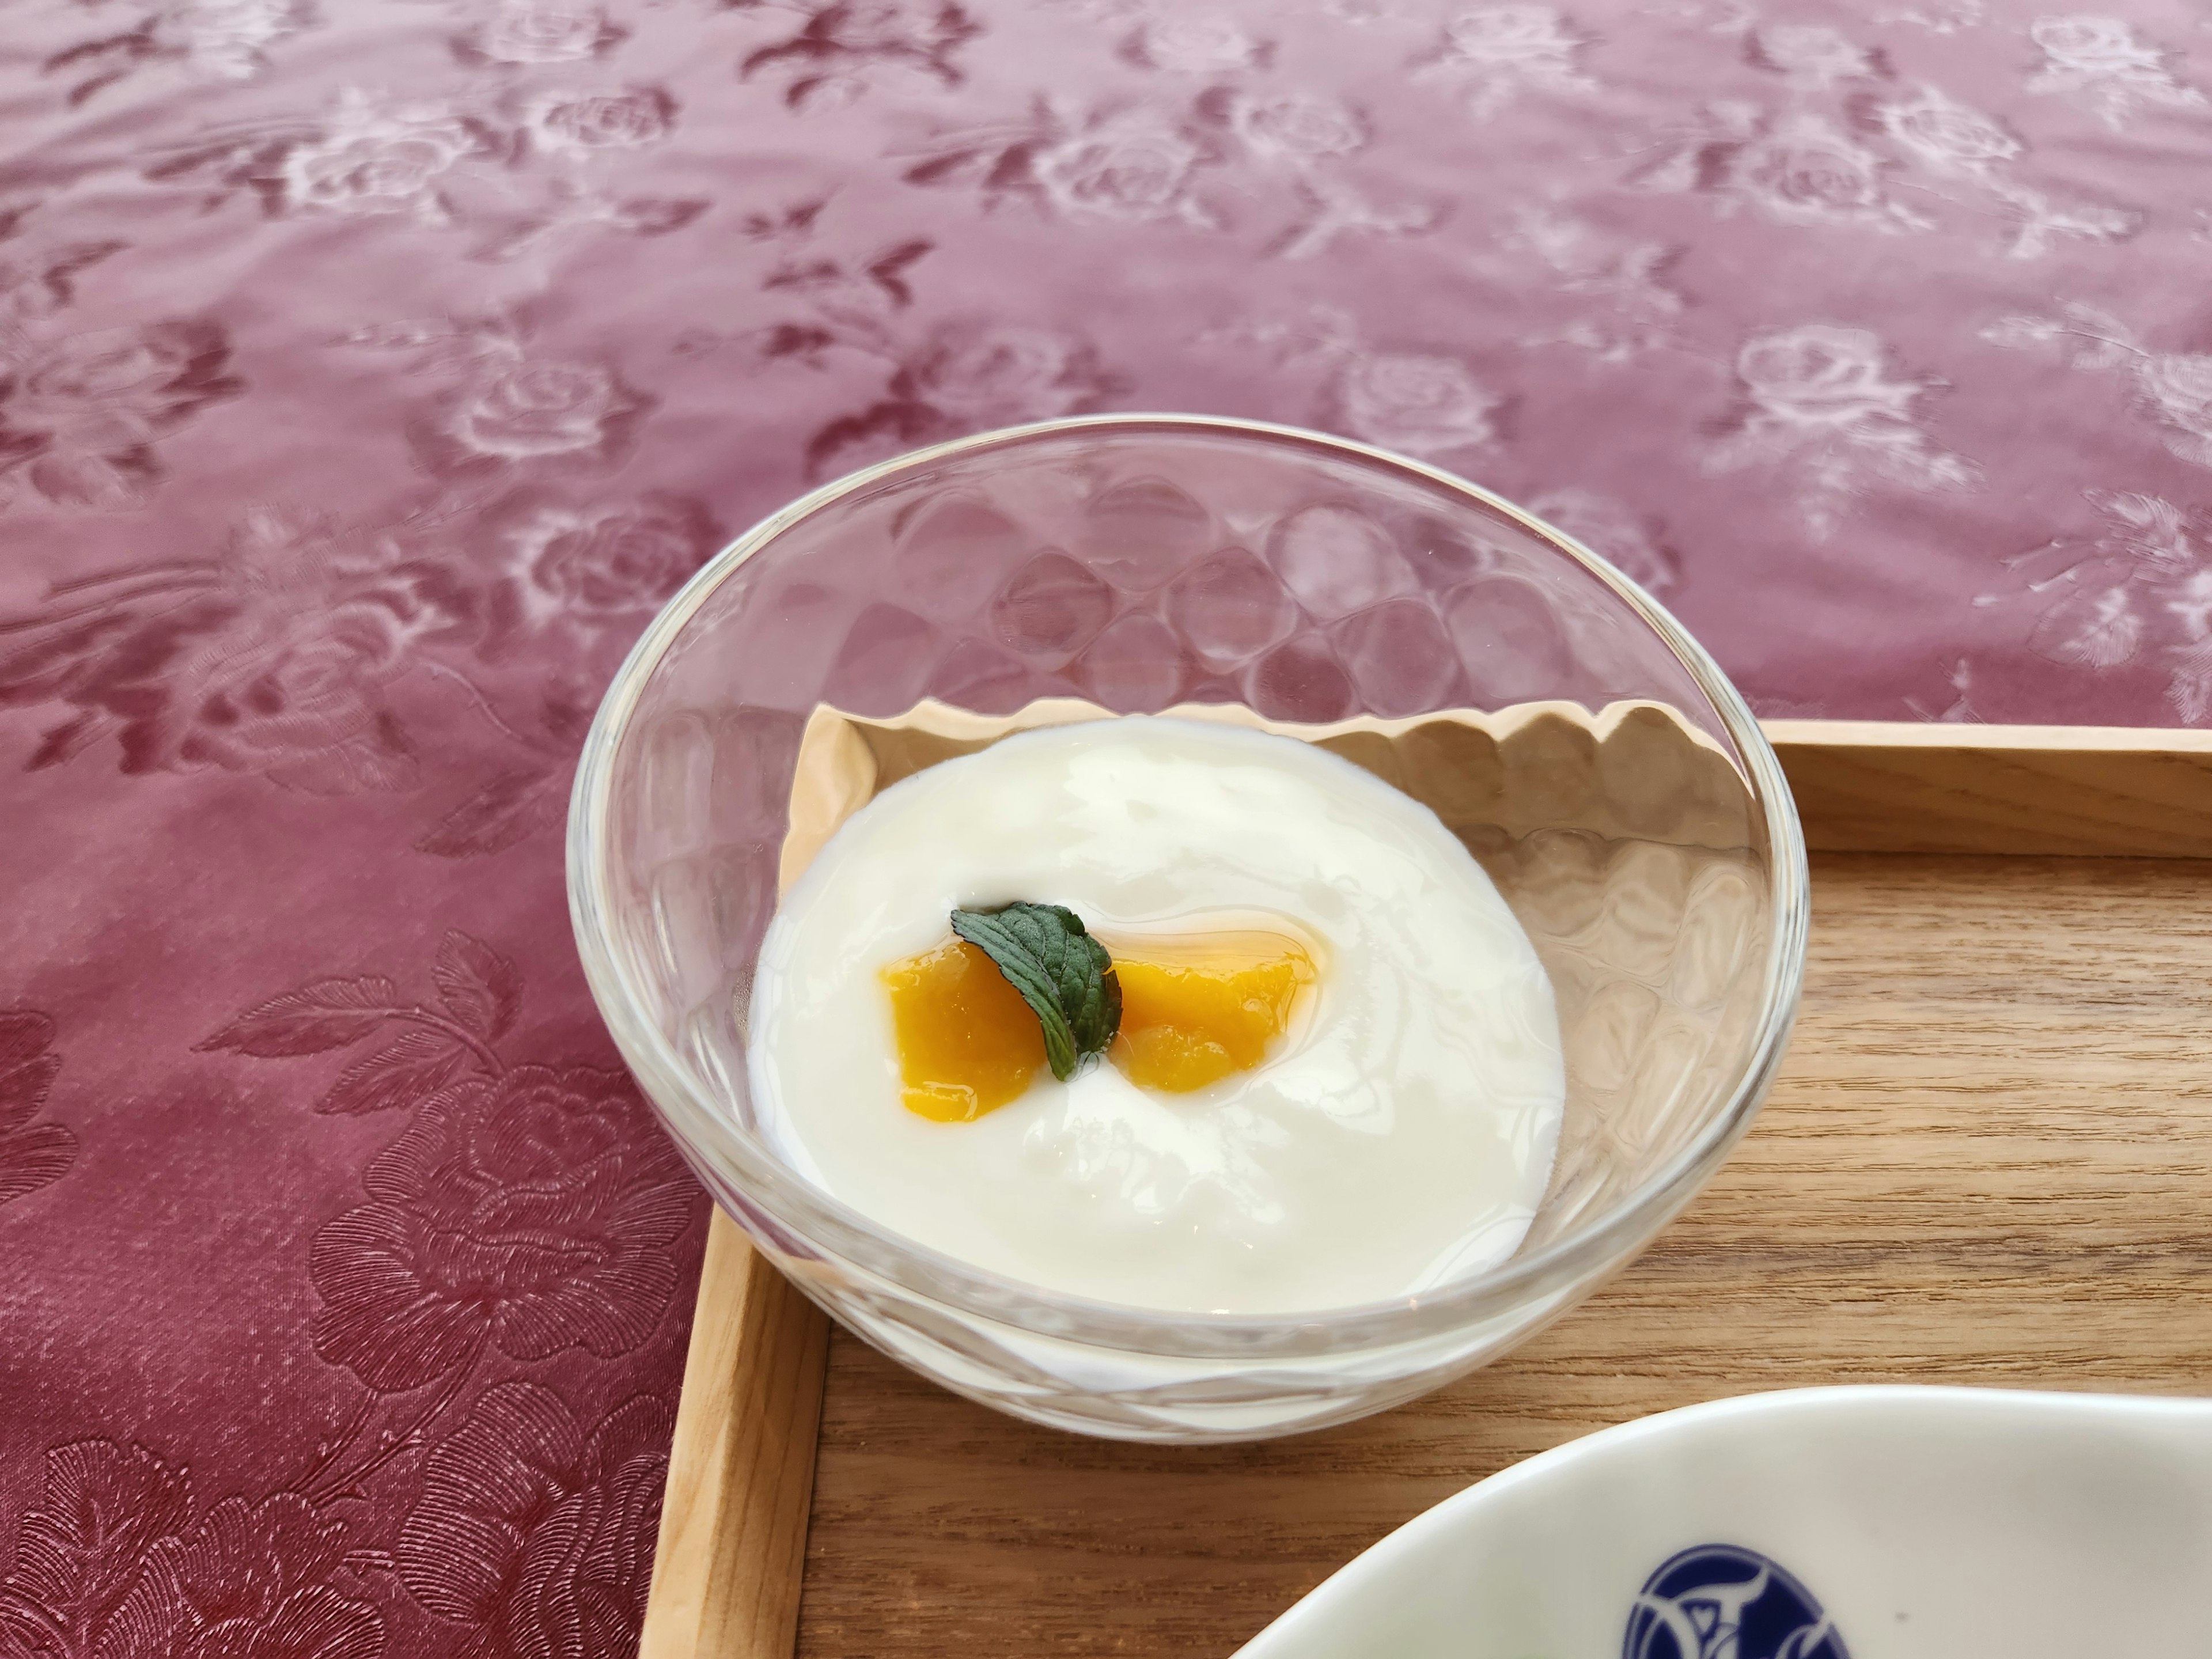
[746,716,1565,1315]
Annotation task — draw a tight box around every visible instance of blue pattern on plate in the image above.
[1622,1544,1850,1659]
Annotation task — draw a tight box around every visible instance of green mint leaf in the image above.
[949,903,1122,1083]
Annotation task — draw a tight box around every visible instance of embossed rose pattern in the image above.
[0,1012,75,1207]
[0,319,243,507]
[280,91,499,222]
[1334,351,1499,457]
[524,86,675,155]
[463,1,625,67]
[2,0,2210,1652]
[396,1384,670,1658]
[308,1064,691,1391]
[498,493,722,633]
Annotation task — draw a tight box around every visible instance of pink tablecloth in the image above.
[3,1,2209,1653]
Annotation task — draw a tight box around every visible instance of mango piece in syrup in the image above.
[878,939,1044,1122]
[881,930,1317,1118]
[1109,934,1316,1094]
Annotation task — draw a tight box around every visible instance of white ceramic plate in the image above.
[1236,1387,2212,1658]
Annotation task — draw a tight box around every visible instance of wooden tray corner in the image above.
[643,719,2212,1658]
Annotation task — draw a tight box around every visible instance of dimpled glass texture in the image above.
[569,416,1808,1442]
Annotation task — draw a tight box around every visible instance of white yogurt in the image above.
[746,717,1564,1315]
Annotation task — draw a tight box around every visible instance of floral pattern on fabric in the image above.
[1705,323,1980,539]
[5,0,2212,1653]
[308,1065,691,1391]
[0,933,696,1657]
[0,320,243,509]
[2024,13,2206,130]
[396,1384,669,1658]
[0,1013,76,1209]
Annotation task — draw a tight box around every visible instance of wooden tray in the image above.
[638,721,2212,1659]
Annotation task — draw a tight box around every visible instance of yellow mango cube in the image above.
[878,939,1045,1122]
[1109,935,1315,1093]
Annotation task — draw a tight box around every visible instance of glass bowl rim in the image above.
[567,412,1810,1360]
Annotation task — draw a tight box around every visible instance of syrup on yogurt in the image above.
[747,716,1565,1315]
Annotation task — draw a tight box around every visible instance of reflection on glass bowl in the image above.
[567,414,1808,1442]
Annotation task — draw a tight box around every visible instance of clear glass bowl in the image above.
[568,415,1808,1442]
